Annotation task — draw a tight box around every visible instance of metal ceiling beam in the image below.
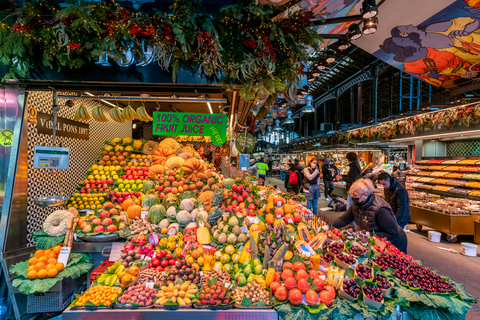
[56,95,228,103]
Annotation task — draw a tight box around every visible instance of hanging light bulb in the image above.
[317,60,327,70]
[347,23,362,40]
[363,17,378,35]
[284,110,294,124]
[362,0,378,19]
[338,39,351,50]
[326,51,336,63]
[302,95,315,113]
[273,119,283,131]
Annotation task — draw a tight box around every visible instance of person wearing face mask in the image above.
[378,172,411,229]
[303,159,321,215]
[331,179,408,253]
[322,158,338,202]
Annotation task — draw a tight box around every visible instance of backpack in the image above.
[289,171,298,185]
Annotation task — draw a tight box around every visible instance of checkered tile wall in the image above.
[446,140,480,157]
[26,91,132,246]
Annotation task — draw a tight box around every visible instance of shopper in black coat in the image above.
[285,163,301,194]
[322,158,338,201]
[378,172,411,229]
[336,152,362,207]
[332,179,408,253]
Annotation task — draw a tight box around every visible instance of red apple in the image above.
[93,225,105,233]
[106,225,117,232]
[99,210,110,218]
[102,218,113,226]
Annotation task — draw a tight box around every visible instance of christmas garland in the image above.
[318,103,480,145]
[0,0,322,101]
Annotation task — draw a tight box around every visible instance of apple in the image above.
[83,225,92,232]
[102,218,113,226]
[127,175,133,180]
[172,181,178,187]
[159,193,165,199]
[237,196,244,203]
[164,187,172,193]
[83,179,89,185]
[126,170,132,175]
[118,222,126,230]
[91,218,102,225]
[107,179,114,184]
[89,179,95,185]
[109,190,116,197]
[158,186,164,192]
[154,186,160,191]
[99,210,110,218]
[121,175,127,179]
[232,193,238,200]
[161,260,169,268]
[93,225,105,233]
[227,206,233,212]
[106,225,117,232]
[242,191,249,198]
[79,222,88,229]
[118,197,124,203]
[124,166,130,171]
[135,192,142,198]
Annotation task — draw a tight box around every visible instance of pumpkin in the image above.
[181,158,206,180]
[152,146,175,165]
[142,194,161,208]
[127,204,142,219]
[175,148,184,155]
[165,156,185,172]
[178,152,193,161]
[148,165,165,180]
[142,180,156,193]
[142,141,159,155]
[198,191,214,212]
[183,146,196,155]
[148,204,166,224]
[159,137,181,151]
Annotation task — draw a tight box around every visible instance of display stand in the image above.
[410,206,480,242]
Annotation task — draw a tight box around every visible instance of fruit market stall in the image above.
[407,158,480,242]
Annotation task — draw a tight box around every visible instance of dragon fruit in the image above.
[132,234,147,246]
[124,242,135,253]
[144,243,155,257]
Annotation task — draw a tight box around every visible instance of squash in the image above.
[175,148,184,155]
[142,141,159,155]
[183,146,196,155]
[178,152,193,160]
[148,165,165,180]
[152,146,175,165]
[181,158,206,180]
[43,210,73,236]
[165,156,185,172]
[149,204,166,224]
[198,191,214,212]
[142,194,161,208]
[127,204,142,219]
[142,180,156,193]
[159,137,181,151]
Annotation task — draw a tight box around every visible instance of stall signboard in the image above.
[235,132,255,154]
[153,112,227,146]
[239,154,251,171]
[37,112,90,140]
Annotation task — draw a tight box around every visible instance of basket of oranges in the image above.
[26,245,65,280]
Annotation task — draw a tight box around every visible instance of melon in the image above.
[159,218,170,229]
[148,204,166,224]
[142,194,161,208]
[142,180,156,193]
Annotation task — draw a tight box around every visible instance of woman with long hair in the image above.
[303,158,321,215]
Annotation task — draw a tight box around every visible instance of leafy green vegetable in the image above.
[32,229,65,250]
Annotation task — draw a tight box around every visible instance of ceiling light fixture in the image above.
[317,60,327,70]
[85,92,117,108]
[284,110,294,124]
[362,0,378,19]
[326,52,336,63]
[312,72,320,77]
[308,78,315,82]
[338,39,351,50]
[363,17,378,35]
[207,102,213,114]
[273,119,283,131]
[302,95,315,113]
[347,24,362,40]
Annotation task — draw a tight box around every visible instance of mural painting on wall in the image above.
[375,0,480,88]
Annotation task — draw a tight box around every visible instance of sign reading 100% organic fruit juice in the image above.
[153,112,227,145]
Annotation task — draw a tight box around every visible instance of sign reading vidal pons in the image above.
[153,112,227,146]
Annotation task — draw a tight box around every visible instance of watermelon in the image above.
[142,180,155,193]
[149,204,166,224]
[142,194,161,208]
[178,191,197,202]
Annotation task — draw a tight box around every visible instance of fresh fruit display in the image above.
[74,286,122,307]
[232,259,264,286]
[374,274,392,291]
[27,246,64,279]
[363,284,383,302]
[234,282,271,306]
[322,253,335,264]
[136,268,166,286]
[201,269,231,286]
[325,266,344,290]
[129,218,158,235]
[335,252,356,267]
[326,241,344,255]
[355,264,373,280]
[197,278,232,307]
[43,210,75,236]
[211,211,249,246]
[117,284,156,306]
[155,280,197,306]
[166,260,201,284]
[349,244,367,256]
[341,280,361,300]
[94,261,123,286]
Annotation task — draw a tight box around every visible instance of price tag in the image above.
[57,247,71,266]
[224,282,231,288]
[200,271,204,276]
[121,214,126,221]
[145,282,154,289]
[145,256,152,261]
[141,211,148,219]
[109,242,126,262]
[73,233,78,241]
[240,226,249,233]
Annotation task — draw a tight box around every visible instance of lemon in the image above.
[113,175,119,180]
[79,205,85,209]
[98,165,104,170]
[99,197,105,201]
[94,175,100,179]
[97,204,103,209]
[92,165,98,170]
[220,254,230,264]
[214,251,222,260]
[85,205,91,209]
[223,263,232,273]
[74,193,80,197]
[225,245,235,255]
[99,170,105,175]
[93,170,99,175]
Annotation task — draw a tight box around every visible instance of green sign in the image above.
[0,129,13,147]
[235,132,255,153]
[153,112,227,146]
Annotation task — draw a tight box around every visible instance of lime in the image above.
[225,245,235,255]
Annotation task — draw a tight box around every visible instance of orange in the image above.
[47,258,57,265]
[55,262,64,272]
[27,265,36,273]
[38,256,48,263]
[47,269,58,278]
[34,262,46,271]
[128,266,139,276]
[43,249,52,257]
[47,253,57,260]
[34,250,44,258]
[122,198,134,211]
[52,246,62,255]
[45,263,56,271]
[28,257,39,266]
[37,269,47,279]
[27,270,37,280]
[142,155,147,159]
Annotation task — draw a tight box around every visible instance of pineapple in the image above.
[207,188,224,226]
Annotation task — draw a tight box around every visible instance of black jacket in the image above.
[332,194,407,253]
[322,164,338,182]
[362,167,373,177]
[343,161,362,190]
[384,178,411,228]
[285,170,301,194]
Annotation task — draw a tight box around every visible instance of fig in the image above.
[128,250,135,256]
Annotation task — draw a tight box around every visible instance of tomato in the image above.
[297,278,310,294]
[281,268,294,280]
[296,269,308,280]
[282,262,293,270]
[292,262,306,272]
[274,271,281,282]
[319,290,332,305]
[305,289,320,306]
[284,277,297,291]
[313,278,325,292]
[309,270,320,279]
[275,286,288,301]
[270,281,282,294]
[324,285,336,299]
[288,288,303,305]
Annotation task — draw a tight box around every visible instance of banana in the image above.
[122,105,137,121]
[177,297,185,306]
[137,106,152,122]
[74,107,81,120]
[110,107,125,123]
[98,106,109,122]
